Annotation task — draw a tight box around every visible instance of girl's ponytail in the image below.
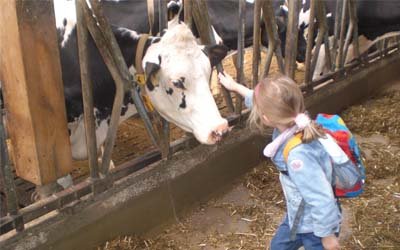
[294,113,325,142]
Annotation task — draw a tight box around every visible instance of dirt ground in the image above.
[99,83,400,249]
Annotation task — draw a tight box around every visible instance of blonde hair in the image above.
[248,74,325,143]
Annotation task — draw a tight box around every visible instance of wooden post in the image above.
[0,0,73,185]
[284,0,300,79]
[76,0,99,179]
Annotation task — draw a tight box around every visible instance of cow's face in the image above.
[275,5,308,63]
[142,24,229,144]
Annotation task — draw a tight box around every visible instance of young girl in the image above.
[218,72,341,250]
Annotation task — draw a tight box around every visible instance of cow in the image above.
[278,0,400,80]
[127,0,308,62]
[47,1,230,192]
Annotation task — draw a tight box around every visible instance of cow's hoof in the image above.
[31,182,63,202]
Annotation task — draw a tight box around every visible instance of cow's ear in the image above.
[145,58,161,91]
[202,44,229,67]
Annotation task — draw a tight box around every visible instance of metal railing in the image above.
[1,0,400,238]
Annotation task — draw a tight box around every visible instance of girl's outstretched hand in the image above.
[218,72,238,92]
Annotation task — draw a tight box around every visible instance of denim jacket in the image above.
[245,90,341,237]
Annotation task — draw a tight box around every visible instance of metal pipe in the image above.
[191,0,235,113]
[319,1,333,75]
[337,0,348,69]
[261,0,285,76]
[184,0,193,29]
[331,0,343,70]
[284,0,300,79]
[76,0,99,179]
[304,0,316,84]
[157,0,171,159]
[235,0,246,114]
[310,0,333,82]
[158,0,168,31]
[161,117,171,159]
[0,98,24,232]
[87,0,160,155]
[349,0,359,59]
[342,21,353,66]
[81,0,125,175]
[252,0,262,88]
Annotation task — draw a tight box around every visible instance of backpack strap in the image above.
[282,133,304,241]
[283,133,303,162]
[290,199,306,241]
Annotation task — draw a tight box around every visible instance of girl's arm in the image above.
[218,72,252,98]
[218,72,254,108]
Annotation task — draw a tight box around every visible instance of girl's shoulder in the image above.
[288,139,327,160]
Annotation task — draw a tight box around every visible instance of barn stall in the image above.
[0,0,399,249]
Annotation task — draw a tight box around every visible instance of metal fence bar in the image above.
[81,0,125,176]
[310,1,329,81]
[331,0,343,71]
[261,0,285,77]
[235,0,246,114]
[337,0,348,69]
[0,112,249,235]
[284,0,300,79]
[158,0,171,159]
[0,100,24,232]
[304,0,316,85]
[191,0,235,113]
[319,1,333,75]
[158,0,168,31]
[342,21,353,66]
[303,42,400,90]
[348,0,359,59]
[184,0,193,29]
[76,0,100,180]
[252,0,262,88]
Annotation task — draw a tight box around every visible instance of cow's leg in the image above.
[98,145,115,170]
[31,175,73,201]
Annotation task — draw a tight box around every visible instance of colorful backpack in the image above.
[283,113,366,198]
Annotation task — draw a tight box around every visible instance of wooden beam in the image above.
[284,0,300,79]
[0,0,73,185]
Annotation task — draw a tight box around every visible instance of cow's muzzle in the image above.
[208,121,232,144]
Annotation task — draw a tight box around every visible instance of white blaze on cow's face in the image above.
[142,24,229,144]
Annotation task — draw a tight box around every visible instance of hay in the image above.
[340,90,400,249]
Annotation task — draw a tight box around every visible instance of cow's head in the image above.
[142,24,230,144]
[271,4,308,63]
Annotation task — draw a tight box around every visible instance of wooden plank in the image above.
[0,0,73,185]
[284,0,300,79]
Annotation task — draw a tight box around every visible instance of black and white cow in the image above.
[56,0,307,66]
[51,1,229,189]
[277,0,400,79]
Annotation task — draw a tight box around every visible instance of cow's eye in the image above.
[172,77,186,90]
[166,87,174,95]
